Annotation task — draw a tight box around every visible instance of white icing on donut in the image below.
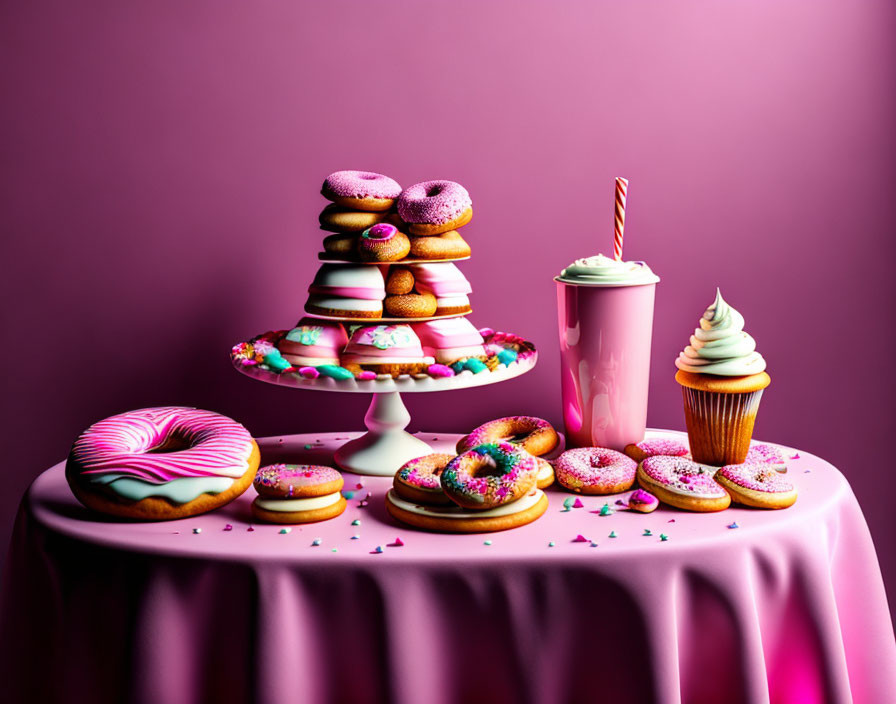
[255,492,342,512]
[90,475,235,504]
[386,488,543,519]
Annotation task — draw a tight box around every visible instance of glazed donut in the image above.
[385,266,415,295]
[554,447,637,495]
[319,204,396,233]
[457,416,559,457]
[66,407,260,520]
[321,170,402,212]
[636,456,731,512]
[440,442,538,509]
[714,463,797,509]
[251,464,347,524]
[393,453,455,505]
[398,180,473,236]
[358,223,411,262]
[409,231,471,260]
[384,291,437,318]
[322,232,359,260]
[624,438,690,463]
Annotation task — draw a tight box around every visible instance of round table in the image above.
[1,430,894,704]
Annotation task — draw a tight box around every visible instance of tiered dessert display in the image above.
[232,171,538,475]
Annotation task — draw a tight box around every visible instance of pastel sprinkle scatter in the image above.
[590,542,599,547]
[351,519,361,526]
[563,497,574,509]
[304,444,313,450]
[356,483,364,490]
[173,531,180,534]
[390,537,405,547]
[372,546,384,554]
[484,540,493,546]
[609,531,617,538]
[643,529,652,537]
[343,491,355,499]
[548,541,556,547]
[573,534,589,543]
[247,526,255,532]
[668,519,676,523]
[192,528,201,534]
[728,522,739,529]
[279,528,291,535]
[790,453,800,459]
[331,548,338,553]
[572,498,585,509]
[223,524,233,532]
[660,534,669,542]
[311,538,322,546]
[351,535,360,540]
[804,469,811,473]
[599,504,613,516]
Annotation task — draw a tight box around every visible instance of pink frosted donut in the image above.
[66,407,260,520]
[253,464,344,499]
[397,180,473,235]
[322,170,402,212]
[358,223,411,262]
[715,463,797,509]
[636,456,731,512]
[624,438,690,463]
[555,447,637,495]
[745,443,787,472]
[457,416,559,457]
[441,442,538,509]
[393,453,455,505]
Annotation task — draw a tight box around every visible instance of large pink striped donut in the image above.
[67,407,259,520]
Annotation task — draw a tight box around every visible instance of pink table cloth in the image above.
[1,430,894,704]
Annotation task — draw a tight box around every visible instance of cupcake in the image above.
[412,318,486,364]
[340,324,434,376]
[277,318,348,367]
[674,290,770,465]
[408,263,472,316]
[305,264,386,318]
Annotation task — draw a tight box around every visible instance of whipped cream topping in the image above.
[675,289,767,376]
[557,253,659,285]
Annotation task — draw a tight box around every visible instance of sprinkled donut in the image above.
[714,463,797,509]
[393,453,455,505]
[66,407,260,520]
[251,464,347,524]
[745,443,787,472]
[441,442,538,509]
[624,438,690,463]
[636,456,731,512]
[457,416,559,457]
[409,231,471,260]
[554,447,637,495]
[397,180,473,236]
[358,223,411,262]
[322,170,402,212]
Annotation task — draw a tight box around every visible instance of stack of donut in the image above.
[551,436,797,512]
[319,171,472,263]
[386,416,559,533]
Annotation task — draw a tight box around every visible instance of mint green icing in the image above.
[557,253,659,286]
[316,364,354,380]
[286,325,323,346]
[263,350,292,372]
[90,474,235,504]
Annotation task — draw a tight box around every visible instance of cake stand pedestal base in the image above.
[333,391,432,476]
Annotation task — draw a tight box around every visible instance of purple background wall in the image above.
[2,1,894,613]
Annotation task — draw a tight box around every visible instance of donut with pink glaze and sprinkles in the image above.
[397,180,473,236]
[624,438,690,463]
[554,447,637,495]
[456,416,559,457]
[358,223,411,262]
[714,463,797,509]
[745,443,788,472]
[441,442,538,509]
[66,406,260,521]
[636,456,731,512]
[251,464,347,524]
[321,170,402,212]
[393,453,455,505]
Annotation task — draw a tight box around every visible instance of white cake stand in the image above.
[232,345,537,476]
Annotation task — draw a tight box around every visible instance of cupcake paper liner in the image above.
[680,387,764,466]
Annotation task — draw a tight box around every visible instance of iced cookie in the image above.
[554,447,637,495]
[714,463,797,509]
[251,464,347,524]
[393,453,455,505]
[624,438,690,463]
[636,456,731,512]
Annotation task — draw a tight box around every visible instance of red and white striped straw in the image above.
[613,177,629,261]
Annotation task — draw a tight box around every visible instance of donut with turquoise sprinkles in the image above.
[441,442,537,509]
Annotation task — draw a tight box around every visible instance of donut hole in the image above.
[503,432,530,444]
[425,184,443,198]
[360,174,378,181]
[147,432,193,454]
[470,455,503,478]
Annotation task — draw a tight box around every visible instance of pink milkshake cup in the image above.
[555,254,659,450]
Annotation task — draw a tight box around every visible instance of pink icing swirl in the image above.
[640,456,727,498]
[397,180,472,225]
[71,407,255,483]
[322,170,401,200]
